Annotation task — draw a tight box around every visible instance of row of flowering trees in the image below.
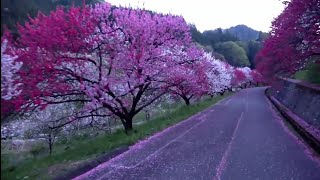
[1,2,260,133]
[255,0,319,83]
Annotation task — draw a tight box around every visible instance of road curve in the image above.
[73,87,320,180]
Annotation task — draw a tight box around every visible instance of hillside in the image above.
[226,24,259,41]
[190,24,268,68]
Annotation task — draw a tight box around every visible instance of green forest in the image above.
[190,24,268,68]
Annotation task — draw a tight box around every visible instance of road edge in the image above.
[53,145,129,180]
[264,88,320,155]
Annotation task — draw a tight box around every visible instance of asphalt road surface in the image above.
[74,87,320,180]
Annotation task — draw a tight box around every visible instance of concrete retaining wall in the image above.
[270,78,320,129]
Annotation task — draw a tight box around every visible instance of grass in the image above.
[294,61,320,84]
[294,70,307,80]
[1,93,232,180]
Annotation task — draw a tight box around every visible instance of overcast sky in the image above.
[107,0,285,32]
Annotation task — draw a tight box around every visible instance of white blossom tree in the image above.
[1,39,22,100]
[204,53,233,96]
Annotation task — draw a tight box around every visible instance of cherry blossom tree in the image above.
[28,103,75,155]
[1,39,22,100]
[5,3,198,133]
[250,70,263,86]
[256,0,320,82]
[238,67,252,88]
[167,46,209,105]
[231,68,246,88]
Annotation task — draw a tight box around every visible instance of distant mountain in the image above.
[225,25,260,41]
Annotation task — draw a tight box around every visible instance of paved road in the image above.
[74,87,320,180]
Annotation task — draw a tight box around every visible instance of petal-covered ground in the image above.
[74,87,320,180]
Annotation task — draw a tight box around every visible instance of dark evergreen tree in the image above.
[1,0,102,36]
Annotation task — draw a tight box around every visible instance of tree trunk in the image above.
[123,117,133,134]
[48,135,53,155]
[180,95,191,106]
[49,142,53,155]
[218,91,225,96]
[183,98,190,106]
[145,110,150,121]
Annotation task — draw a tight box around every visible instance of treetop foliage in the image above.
[256,0,320,83]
